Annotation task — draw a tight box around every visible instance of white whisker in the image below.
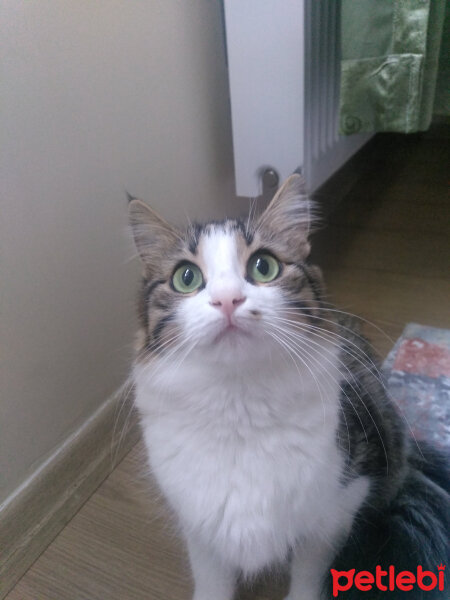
[274,312,423,460]
[267,322,368,447]
[268,321,390,471]
[265,328,329,428]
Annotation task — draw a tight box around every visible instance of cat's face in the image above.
[130,175,325,364]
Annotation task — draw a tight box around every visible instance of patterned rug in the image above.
[383,323,450,451]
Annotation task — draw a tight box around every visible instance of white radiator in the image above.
[223,0,372,197]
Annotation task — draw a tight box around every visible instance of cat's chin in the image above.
[213,323,246,344]
[201,322,268,364]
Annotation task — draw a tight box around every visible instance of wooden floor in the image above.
[7,126,450,600]
[312,125,450,357]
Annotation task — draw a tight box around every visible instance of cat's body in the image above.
[134,332,357,576]
[129,176,449,599]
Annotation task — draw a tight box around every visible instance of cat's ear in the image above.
[256,174,314,259]
[128,197,180,271]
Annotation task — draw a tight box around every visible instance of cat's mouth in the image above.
[213,322,246,343]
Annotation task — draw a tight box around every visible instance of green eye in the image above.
[172,263,203,293]
[248,253,280,283]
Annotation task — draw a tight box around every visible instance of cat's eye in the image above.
[247,253,280,283]
[172,263,203,293]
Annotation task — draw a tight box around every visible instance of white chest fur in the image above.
[134,349,346,575]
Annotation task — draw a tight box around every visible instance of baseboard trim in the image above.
[0,382,140,598]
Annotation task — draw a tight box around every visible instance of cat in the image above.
[128,175,449,600]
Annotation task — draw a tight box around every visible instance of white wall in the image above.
[0,0,240,504]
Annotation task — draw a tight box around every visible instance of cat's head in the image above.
[129,175,325,364]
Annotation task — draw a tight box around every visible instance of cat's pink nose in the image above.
[210,294,246,318]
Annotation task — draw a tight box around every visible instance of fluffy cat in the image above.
[129,175,449,600]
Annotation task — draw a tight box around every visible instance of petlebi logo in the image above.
[330,564,446,597]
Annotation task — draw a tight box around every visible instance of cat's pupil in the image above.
[182,268,194,286]
[256,258,269,276]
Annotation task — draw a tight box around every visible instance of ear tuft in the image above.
[128,199,180,270]
[256,174,316,259]
[126,191,136,204]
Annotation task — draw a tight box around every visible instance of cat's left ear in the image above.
[256,174,315,259]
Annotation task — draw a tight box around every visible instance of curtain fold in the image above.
[339,0,449,134]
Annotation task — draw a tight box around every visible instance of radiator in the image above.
[223,0,371,197]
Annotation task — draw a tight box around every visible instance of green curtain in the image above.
[339,0,449,134]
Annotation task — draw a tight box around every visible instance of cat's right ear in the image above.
[128,197,179,271]
[256,174,315,260]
